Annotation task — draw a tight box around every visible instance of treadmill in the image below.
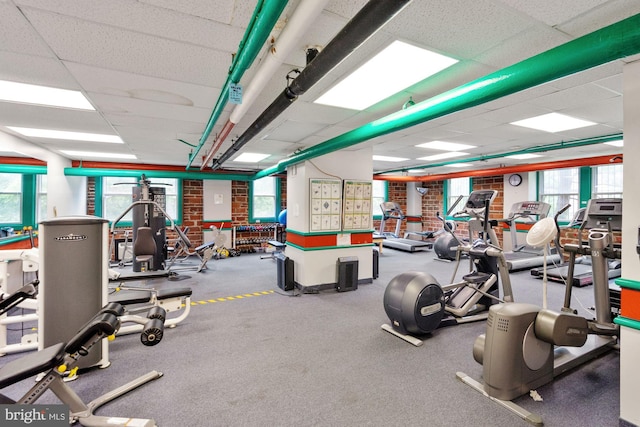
[377,202,433,252]
[501,201,561,271]
[530,198,622,287]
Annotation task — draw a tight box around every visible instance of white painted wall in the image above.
[620,59,640,426]
[1,131,86,219]
[286,147,374,287]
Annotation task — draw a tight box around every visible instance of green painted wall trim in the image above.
[64,167,252,181]
[22,175,36,227]
[253,12,640,180]
[0,165,47,174]
[615,277,640,291]
[579,166,592,208]
[614,316,640,331]
[0,234,34,246]
[286,241,374,251]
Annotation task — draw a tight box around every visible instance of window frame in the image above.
[96,176,182,227]
[371,180,388,221]
[249,176,281,223]
[444,177,472,220]
[591,163,623,199]
[0,172,37,229]
[537,167,582,224]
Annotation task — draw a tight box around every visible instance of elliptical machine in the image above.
[458,199,621,425]
[382,190,514,346]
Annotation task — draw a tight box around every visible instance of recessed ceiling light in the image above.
[445,163,473,168]
[510,113,596,133]
[314,40,458,110]
[0,80,94,110]
[60,150,136,159]
[604,140,623,147]
[407,169,426,173]
[505,153,543,160]
[233,152,270,162]
[416,141,476,151]
[7,126,123,143]
[417,152,468,161]
[373,155,409,162]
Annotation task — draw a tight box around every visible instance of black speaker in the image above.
[336,256,358,292]
[275,252,295,291]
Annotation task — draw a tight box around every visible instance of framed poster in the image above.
[310,178,342,232]
[342,180,372,231]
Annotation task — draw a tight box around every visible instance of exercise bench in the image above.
[260,240,286,260]
[0,304,162,426]
[109,286,192,339]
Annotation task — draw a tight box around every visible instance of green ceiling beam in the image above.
[253,13,640,180]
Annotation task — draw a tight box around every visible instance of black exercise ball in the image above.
[434,234,458,261]
[383,271,445,335]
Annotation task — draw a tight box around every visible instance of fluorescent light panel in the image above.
[445,163,473,168]
[417,152,468,161]
[315,41,458,110]
[416,141,475,151]
[505,153,542,160]
[510,113,596,133]
[233,152,270,162]
[0,80,94,110]
[604,140,624,147]
[7,126,123,143]
[60,150,136,159]
[373,155,409,162]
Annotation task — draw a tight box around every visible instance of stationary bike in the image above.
[458,199,621,425]
[382,190,514,346]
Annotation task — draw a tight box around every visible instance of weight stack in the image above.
[39,216,109,369]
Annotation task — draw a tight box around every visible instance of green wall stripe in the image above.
[615,278,640,291]
[286,242,375,251]
[614,316,640,331]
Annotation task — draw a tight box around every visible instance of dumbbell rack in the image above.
[232,224,283,253]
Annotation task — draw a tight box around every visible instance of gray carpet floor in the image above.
[0,247,620,426]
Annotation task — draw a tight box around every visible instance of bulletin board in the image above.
[342,180,372,231]
[309,178,342,232]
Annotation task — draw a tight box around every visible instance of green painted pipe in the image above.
[253,13,640,180]
[377,133,623,174]
[186,0,288,169]
[64,167,252,181]
[0,165,47,174]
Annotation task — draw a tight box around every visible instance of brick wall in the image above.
[374,177,506,246]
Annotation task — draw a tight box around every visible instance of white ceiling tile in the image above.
[496,0,609,26]
[21,8,233,87]
[17,0,245,51]
[0,3,55,57]
[0,51,78,88]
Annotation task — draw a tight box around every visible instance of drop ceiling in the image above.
[0,0,638,177]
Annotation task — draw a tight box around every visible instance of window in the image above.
[539,168,580,222]
[371,180,387,218]
[0,173,22,224]
[446,177,470,215]
[36,174,47,223]
[250,177,278,222]
[101,177,179,224]
[592,164,623,198]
